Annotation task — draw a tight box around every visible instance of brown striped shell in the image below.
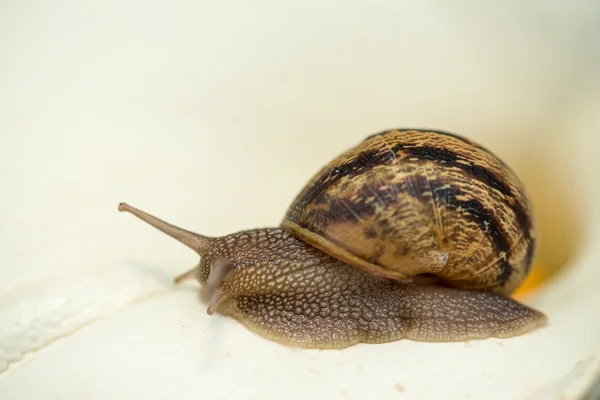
[282,129,537,295]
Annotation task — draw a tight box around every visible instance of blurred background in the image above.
[1,1,600,399]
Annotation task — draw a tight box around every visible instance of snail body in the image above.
[119,129,546,348]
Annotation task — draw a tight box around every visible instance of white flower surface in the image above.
[1,1,599,399]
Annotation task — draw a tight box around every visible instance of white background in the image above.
[1,1,600,399]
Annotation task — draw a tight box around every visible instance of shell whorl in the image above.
[282,129,537,295]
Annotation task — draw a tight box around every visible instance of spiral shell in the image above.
[282,129,537,295]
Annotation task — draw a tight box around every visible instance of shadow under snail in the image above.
[119,129,547,348]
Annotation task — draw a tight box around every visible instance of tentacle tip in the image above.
[174,268,198,285]
[206,290,225,316]
[173,276,189,285]
[118,202,129,212]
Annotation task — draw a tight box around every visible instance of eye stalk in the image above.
[118,202,213,284]
[118,202,238,313]
[118,202,211,254]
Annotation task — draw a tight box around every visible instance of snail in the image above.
[119,129,547,348]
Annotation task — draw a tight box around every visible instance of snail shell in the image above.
[283,129,537,295]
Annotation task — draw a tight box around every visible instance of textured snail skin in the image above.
[207,229,546,348]
[118,129,546,348]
